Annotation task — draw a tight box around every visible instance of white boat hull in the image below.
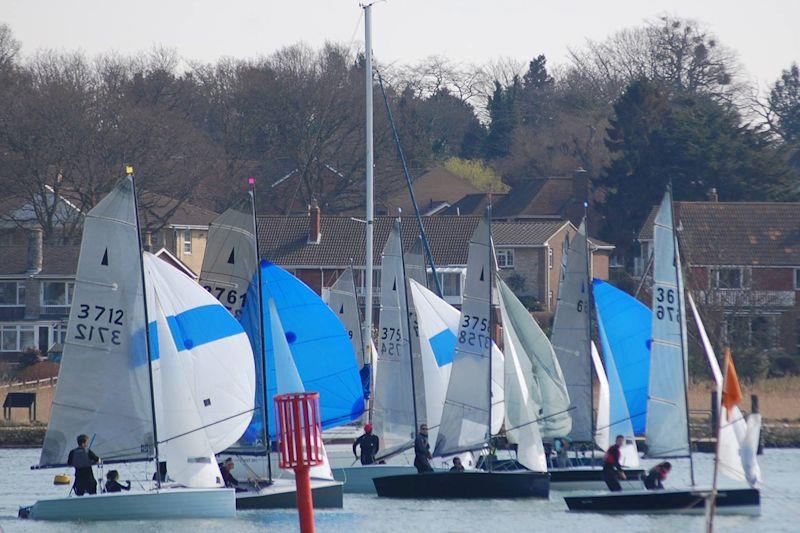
[236,478,343,508]
[331,465,419,493]
[21,488,236,521]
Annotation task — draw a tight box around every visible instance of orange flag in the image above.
[721,348,743,417]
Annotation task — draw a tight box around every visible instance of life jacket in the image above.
[603,445,620,466]
[69,447,92,469]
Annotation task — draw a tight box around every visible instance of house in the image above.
[258,204,613,319]
[381,167,483,216]
[638,199,800,355]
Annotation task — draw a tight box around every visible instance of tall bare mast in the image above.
[363,2,375,412]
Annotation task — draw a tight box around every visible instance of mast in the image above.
[670,186,696,486]
[583,204,596,461]
[363,3,375,421]
[128,165,161,489]
[487,205,494,471]
[249,178,273,483]
[397,215,420,433]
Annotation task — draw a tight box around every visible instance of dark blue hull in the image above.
[373,470,550,499]
[565,487,759,515]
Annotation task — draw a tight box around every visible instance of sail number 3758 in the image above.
[458,314,491,348]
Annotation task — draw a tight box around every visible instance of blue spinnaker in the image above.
[241,261,365,439]
[592,279,651,436]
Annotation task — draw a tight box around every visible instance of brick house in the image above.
[381,167,483,216]
[638,200,800,355]
[258,206,612,319]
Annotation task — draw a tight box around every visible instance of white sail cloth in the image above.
[496,276,547,472]
[551,221,592,442]
[325,266,366,369]
[41,177,154,466]
[405,237,429,425]
[591,341,610,453]
[646,191,691,458]
[373,221,416,457]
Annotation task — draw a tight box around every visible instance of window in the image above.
[0,281,25,306]
[795,269,800,290]
[41,281,75,307]
[183,230,192,254]
[548,248,554,269]
[497,249,514,269]
[428,272,462,298]
[0,325,37,352]
[725,314,777,350]
[713,268,748,289]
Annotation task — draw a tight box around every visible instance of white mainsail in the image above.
[144,253,255,455]
[373,220,416,456]
[197,195,257,320]
[496,275,547,472]
[646,190,691,457]
[551,220,592,441]
[434,217,494,457]
[326,266,365,369]
[496,277,571,438]
[405,236,428,425]
[41,177,153,466]
[591,341,610,452]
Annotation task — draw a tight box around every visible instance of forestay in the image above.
[373,220,416,457]
[592,279,650,436]
[551,221,592,442]
[144,254,255,455]
[497,275,547,472]
[496,277,571,438]
[434,217,494,457]
[646,191,690,458]
[405,237,428,425]
[41,177,153,466]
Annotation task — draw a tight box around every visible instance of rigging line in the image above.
[501,406,578,433]
[157,407,257,445]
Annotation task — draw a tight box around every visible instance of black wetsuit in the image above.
[644,467,666,490]
[105,480,131,493]
[220,465,247,493]
[602,444,623,492]
[353,433,380,465]
[67,446,99,496]
[414,433,433,473]
[449,464,465,472]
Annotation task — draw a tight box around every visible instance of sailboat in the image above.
[565,189,760,514]
[21,174,256,521]
[198,193,346,508]
[373,215,549,499]
[548,221,644,488]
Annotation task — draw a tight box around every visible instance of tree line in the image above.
[0,16,797,259]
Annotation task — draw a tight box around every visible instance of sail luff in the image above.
[405,237,428,425]
[551,220,592,441]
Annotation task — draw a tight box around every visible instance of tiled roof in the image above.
[0,245,79,276]
[139,192,219,227]
[258,215,570,267]
[440,193,506,216]
[638,202,800,266]
[493,178,573,218]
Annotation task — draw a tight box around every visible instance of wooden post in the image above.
[751,394,763,455]
[710,391,718,435]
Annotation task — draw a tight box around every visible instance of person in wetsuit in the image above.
[104,470,131,493]
[220,457,247,492]
[414,424,433,473]
[449,457,465,472]
[644,461,672,490]
[67,434,100,496]
[353,423,380,465]
[602,434,627,492]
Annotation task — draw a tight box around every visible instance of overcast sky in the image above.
[3,0,798,88]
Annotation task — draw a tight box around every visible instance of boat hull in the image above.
[331,465,418,493]
[235,478,343,509]
[20,488,236,521]
[549,467,645,491]
[564,487,760,515]
[373,470,550,499]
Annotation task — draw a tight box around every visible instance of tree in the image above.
[600,79,796,259]
[484,77,521,159]
[767,63,800,144]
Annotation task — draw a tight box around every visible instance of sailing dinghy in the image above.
[198,194,346,508]
[565,190,760,515]
[21,175,257,521]
[373,215,549,499]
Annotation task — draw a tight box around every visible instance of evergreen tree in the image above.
[484,77,521,159]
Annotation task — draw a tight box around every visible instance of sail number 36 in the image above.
[655,287,678,322]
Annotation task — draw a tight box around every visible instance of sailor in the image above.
[152,461,168,483]
[414,424,433,473]
[104,470,131,493]
[643,461,672,490]
[602,434,628,492]
[352,423,380,465]
[220,457,246,492]
[449,457,465,472]
[67,434,100,496]
[555,437,571,468]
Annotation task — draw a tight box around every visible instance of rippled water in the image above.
[1,448,797,532]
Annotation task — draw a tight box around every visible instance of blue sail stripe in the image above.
[430,329,456,367]
[166,304,243,352]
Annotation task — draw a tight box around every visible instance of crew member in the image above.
[67,434,100,496]
[353,423,380,465]
[602,434,627,492]
[220,457,246,492]
[449,457,465,472]
[104,470,131,493]
[644,461,672,490]
[555,437,571,468]
[414,424,433,473]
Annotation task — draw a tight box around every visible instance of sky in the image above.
[3,0,798,89]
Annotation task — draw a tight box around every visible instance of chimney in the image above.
[26,228,43,275]
[308,200,321,244]
[572,167,589,205]
[708,188,719,202]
